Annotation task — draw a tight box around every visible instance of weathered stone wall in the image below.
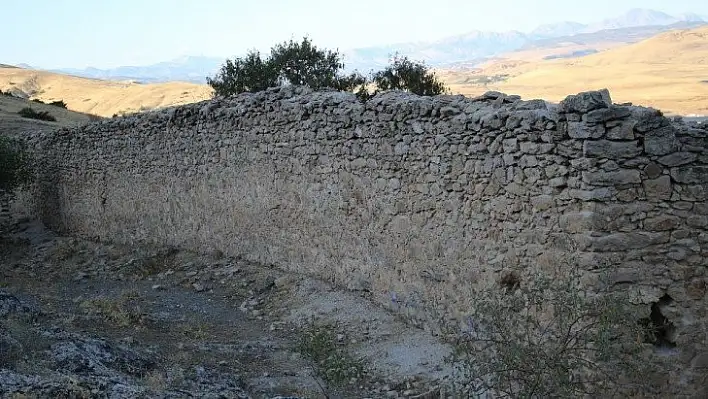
[22,86,708,394]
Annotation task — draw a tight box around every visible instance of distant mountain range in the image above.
[19,8,708,84]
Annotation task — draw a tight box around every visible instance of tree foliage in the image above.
[207,50,279,96]
[371,53,449,96]
[207,37,449,100]
[0,135,33,194]
[269,37,344,90]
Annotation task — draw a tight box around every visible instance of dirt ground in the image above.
[0,217,457,399]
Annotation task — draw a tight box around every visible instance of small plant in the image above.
[17,107,56,122]
[47,238,81,261]
[445,259,658,398]
[79,295,147,328]
[131,249,178,278]
[181,322,211,341]
[142,369,168,391]
[297,319,365,387]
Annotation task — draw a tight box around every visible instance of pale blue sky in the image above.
[4,0,707,69]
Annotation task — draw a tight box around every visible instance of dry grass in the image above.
[439,25,708,116]
[0,66,213,118]
[0,92,98,129]
[79,295,148,328]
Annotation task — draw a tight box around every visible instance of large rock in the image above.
[566,121,605,139]
[582,170,641,186]
[558,89,612,113]
[643,126,679,156]
[632,107,668,132]
[589,232,670,252]
[671,166,708,185]
[643,176,673,200]
[0,290,39,319]
[583,106,631,124]
[606,120,636,140]
[657,152,698,167]
[583,140,642,159]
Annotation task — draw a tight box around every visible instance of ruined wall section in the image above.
[560,93,708,377]
[23,86,708,391]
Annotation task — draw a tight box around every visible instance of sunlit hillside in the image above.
[0,66,213,118]
[439,25,708,116]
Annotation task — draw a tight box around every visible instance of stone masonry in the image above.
[19,86,708,395]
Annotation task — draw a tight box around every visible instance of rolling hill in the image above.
[0,90,102,139]
[0,65,213,118]
[438,25,708,116]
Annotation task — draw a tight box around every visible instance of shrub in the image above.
[445,259,661,398]
[17,107,56,122]
[49,100,67,109]
[0,135,33,195]
[297,319,365,387]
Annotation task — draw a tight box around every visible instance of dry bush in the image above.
[444,258,663,398]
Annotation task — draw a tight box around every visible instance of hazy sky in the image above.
[5,0,707,69]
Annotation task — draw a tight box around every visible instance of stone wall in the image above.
[21,86,708,394]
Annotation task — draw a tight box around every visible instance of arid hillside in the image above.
[0,65,213,118]
[439,25,708,116]
[0,91,102,138]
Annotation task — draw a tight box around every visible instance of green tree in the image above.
[208,38,450,100]
[371,52,449,96]
[207,50,279,96]
[269,37,344,90]
[208,36,363,97]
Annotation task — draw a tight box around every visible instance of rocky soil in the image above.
[0,218,457,399]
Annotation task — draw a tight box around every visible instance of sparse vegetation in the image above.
[181,322,211,341]
[49,100,67,109]
[465,74,510,85]
[444,259,661,398]
[17,107,56,122]
[30,98,67,109]
[0,135,33,198]
[47,239,82,261]
[79,295,148,328]
[297,319,366,387]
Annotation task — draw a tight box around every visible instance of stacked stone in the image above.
[18,86,708,397]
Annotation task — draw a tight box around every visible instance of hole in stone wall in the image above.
[639,294,677,350]
[498,271,521,292]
